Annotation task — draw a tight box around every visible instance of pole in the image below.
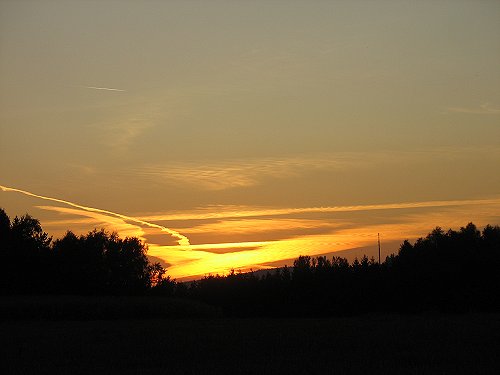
[377,233,381,264]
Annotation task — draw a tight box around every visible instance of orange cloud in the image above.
[138,197,500,222]
[147,198,500,279]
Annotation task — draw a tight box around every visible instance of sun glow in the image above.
[147,227,413,279]
[2,185,500,280]
[149,224,419,279]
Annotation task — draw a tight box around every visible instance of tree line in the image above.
[156,223,500,315]
[0,208,164,294]
[1,208,499,315]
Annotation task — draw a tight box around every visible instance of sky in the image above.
[1,0,499,280]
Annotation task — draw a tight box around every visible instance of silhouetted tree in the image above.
[293,255,312,281]
[0,208,10,244]
[0,211,52,293]
[52,229,151,294]
[10,214,52,254]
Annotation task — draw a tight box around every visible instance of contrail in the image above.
[0,185,190,246]
[84,86,126,92]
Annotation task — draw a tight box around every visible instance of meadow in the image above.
[1,299,499,375]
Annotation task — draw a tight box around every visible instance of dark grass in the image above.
[1,307,500,374]
[0,295,221,320]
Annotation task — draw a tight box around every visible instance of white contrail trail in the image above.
[84,86,126,92]
[0,185,190,246]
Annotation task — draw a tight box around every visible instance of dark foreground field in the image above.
[2,309,500,374]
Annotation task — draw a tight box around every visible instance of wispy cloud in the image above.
[139,155,357,190]
[177,218,341,247]
[95,99,172,154]
[138,197,500,222]
[136,147,500,191]
[445,103,500,115]
[83,86,126,92]
[105,117,154,152]
[180,218,338,235]
[148,197,500,279]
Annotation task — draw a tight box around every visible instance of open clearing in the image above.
[2,313,500,374]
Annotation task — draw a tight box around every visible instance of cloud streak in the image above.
[137,147,500,191]
[180,218,338,235]
[139,155,356,190]
[0,184,190,246]
[138,197,500,222]
[149,197,500,279]
[83,86,126,92]
[446,103,500,115]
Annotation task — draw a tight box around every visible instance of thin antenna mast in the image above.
[378,233,381,264]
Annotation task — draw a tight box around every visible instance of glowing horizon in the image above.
[2,184,499,279]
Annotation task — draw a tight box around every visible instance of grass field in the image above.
[2,309,500,374]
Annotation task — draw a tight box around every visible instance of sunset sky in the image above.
[1,1,499,279]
